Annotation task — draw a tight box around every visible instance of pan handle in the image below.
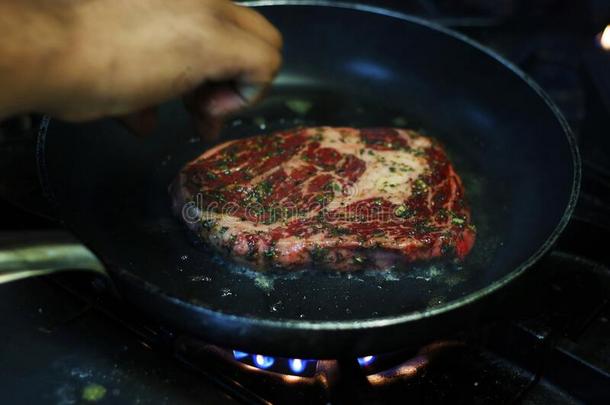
[0,231,106,284]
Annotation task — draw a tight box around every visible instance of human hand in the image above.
[0,0,282,133]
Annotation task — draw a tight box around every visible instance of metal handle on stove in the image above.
[0,231,107,284]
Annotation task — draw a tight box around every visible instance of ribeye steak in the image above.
[172,127,475,270]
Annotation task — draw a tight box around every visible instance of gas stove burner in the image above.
[175,336,464,402]
[232,351,317,376]
[231,350,377,376]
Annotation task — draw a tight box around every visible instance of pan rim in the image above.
[39,0,582,332]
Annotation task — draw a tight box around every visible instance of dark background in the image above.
[1,1,609,404]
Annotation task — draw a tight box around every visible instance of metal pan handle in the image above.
[0,231,106,284]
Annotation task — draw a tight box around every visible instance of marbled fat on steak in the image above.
[172,127,476,271]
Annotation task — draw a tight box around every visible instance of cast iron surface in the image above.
[37,2,580,357]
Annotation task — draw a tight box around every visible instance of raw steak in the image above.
[172,127,476,270]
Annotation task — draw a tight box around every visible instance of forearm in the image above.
[0,1,70,119]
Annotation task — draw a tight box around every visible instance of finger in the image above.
[223,4,283,49]
[183,84,222,141]
[209,24,282,85]
[202,85,244,116]
[186,82,245,117]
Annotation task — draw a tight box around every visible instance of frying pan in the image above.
[1,1,580,358]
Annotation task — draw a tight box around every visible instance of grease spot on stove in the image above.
[82,383,107,402]
[190,275,211,282]
[253,274,274,292]
[70,367,93,379]
[269,300,283,312]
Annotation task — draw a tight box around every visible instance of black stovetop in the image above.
[1,1,610,404]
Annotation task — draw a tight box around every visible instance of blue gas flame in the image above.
[357,355,376,366]
[253,354,275,369]
[288,358,307,374]
[232,350,249,360]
